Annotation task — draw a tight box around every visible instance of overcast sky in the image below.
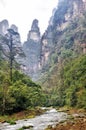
[0,0,58,42]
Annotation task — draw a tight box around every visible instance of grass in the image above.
[17,128,24,130]
[6,120,16,125]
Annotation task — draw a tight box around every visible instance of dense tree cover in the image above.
[41,55,86,108]
[0,60,46,115]
[63,55,86,108]
[0,31,46,115]
[0,31,38,115]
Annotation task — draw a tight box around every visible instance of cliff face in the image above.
[23,19,41,79]
[0,20,9,35]
[0,20,21,45]
[0,19,23,62]
[21,0,86,80]
[27,19,40,42]
[40,0,86,70]
[0,0,86,81]
[36,0,86,89]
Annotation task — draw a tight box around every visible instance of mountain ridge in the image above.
[0,0,86,81]
[0,0,86,108]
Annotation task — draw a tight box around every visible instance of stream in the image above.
[0,109,68,130]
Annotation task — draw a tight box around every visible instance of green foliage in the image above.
[17,128,24,130]
[65,86,77,107]
[61,49,74,58]
[9,82,29,111]
[6,120,16,125]
[9,72,45,112]
[40,55,86,108]
[77,90,86,109]
[62,55,86,108]
[0,45,3,62]
[0,61,46,114]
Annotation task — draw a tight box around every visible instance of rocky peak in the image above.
[0,19,23,63]
[27,19,40,42]
[31,19,39,32]
[0,19,9,35]
[40,0,86,69]
[10,24,21,47]
[10,24,18,32]
[23,19,41,80]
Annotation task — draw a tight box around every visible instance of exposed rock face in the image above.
[10,24,18,32]
[27,19,40,42]
[23,19,41,79]
[0,19,21,45]
[21,0,86,80]
[0,20,9,35]
[0,19,23,63]
[40,26,53,66]
[10,25,21,48]
[40,0,86,68]
[0,0,86,81]
[37,0,86,90]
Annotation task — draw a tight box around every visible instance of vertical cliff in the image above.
[0,20,9,35]
[23,19,41,79]
[35,0,86,90]
[40,0,86,70]
[27,19,40,42]
[0,0,86,81]
[0,19,23,62]
[21,0,86,80]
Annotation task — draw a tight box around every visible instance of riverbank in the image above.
[50,118,86,130]
[0,108,67,130]
[0,107,45,123]
[0,107,86,130]
[45,108,86,130]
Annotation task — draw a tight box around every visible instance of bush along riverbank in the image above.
[0,107,45,124]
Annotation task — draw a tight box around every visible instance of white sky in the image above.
[0,0,58,42]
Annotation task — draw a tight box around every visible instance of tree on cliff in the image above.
[0,29,24,81]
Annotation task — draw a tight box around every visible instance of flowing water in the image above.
[0,109,68,130]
